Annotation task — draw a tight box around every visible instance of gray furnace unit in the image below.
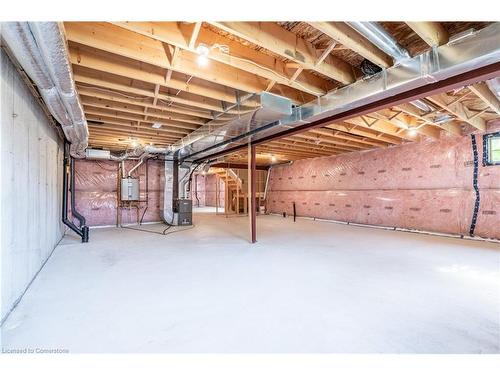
[175,198,192,226]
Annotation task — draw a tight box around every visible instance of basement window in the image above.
[483,132,500,166]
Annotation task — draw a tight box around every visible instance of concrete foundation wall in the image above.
[267,126,500,240]
[1,50,65,323]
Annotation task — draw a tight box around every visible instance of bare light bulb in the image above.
[271,155,277,163]
[197,54,209,66]
[407,128,417,137]
[196,44,210,67]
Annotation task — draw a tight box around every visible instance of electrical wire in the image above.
[162,75,194,108]
[120,223,195,236]
[201,43,324,97]
[81,83,212,117]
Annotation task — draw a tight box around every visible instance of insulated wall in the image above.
[193,174,225,208]
[74,159,164,227]
[1,50,65,323]
[267,125,500,240]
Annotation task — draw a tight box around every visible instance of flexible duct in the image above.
[346,22,410,63]
[1,22,88,157]
[486,78,500,101]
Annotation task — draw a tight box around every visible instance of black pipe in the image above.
[469,134,480,237]
[194,174,200,207]
[70,157,86,227]
[186,162,202,193]
[293,202,296,222]
[62,142,89,243]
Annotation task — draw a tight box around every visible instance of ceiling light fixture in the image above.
[407,128,418,137]
[195,43,230,67]
[152,122,162,129]
[196,43,210,66]
[271,155,277,163]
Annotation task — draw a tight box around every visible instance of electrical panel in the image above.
[121,178,139,201]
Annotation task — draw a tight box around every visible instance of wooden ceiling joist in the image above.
[395,102,463,136]
[308,22,393,68]
[271,136,361,154]
[68,44,237,109]
[370,112,442,139]
[427,93,486,131]
[75,82,218,119]
[112,21,333,98]
[85,114,190,137]
[84,107,197,134]
[88,127,179,142]
[83,103,202,130]
[65,22,310,104]
[469,82,500,115]
[208,22,356,85]
[80,96,207,127]
[326,124,402,145]
[293,132,370,151]
[342,116,420,142]
[310,128,392,148]
[406,22,449,47]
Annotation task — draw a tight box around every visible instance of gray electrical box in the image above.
[121,177,140,201]
[175,199,192,226]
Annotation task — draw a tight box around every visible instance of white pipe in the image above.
[127,154,147,177]
[269,213,499,244]
[263,168,272,201]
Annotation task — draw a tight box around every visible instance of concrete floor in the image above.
[2,210,499,353]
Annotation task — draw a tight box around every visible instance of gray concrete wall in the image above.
[1,49,65,323]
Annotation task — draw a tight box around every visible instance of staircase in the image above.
[212,168,266,215]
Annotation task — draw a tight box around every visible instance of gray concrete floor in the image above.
[2,211,499,353]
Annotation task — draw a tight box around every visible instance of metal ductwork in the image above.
[486,78,500,101]
[1,22,89,158]
[85,144,172,161]
[346,22,411,63]
[177,92,293,162]
[175,22,499,164]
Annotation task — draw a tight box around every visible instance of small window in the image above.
[483,132,500,166]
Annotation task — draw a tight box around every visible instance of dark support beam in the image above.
[249,144,257,243]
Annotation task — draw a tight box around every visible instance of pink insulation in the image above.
[267,124,500,240]
[74,159,164,227]
[193,173,225,208]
